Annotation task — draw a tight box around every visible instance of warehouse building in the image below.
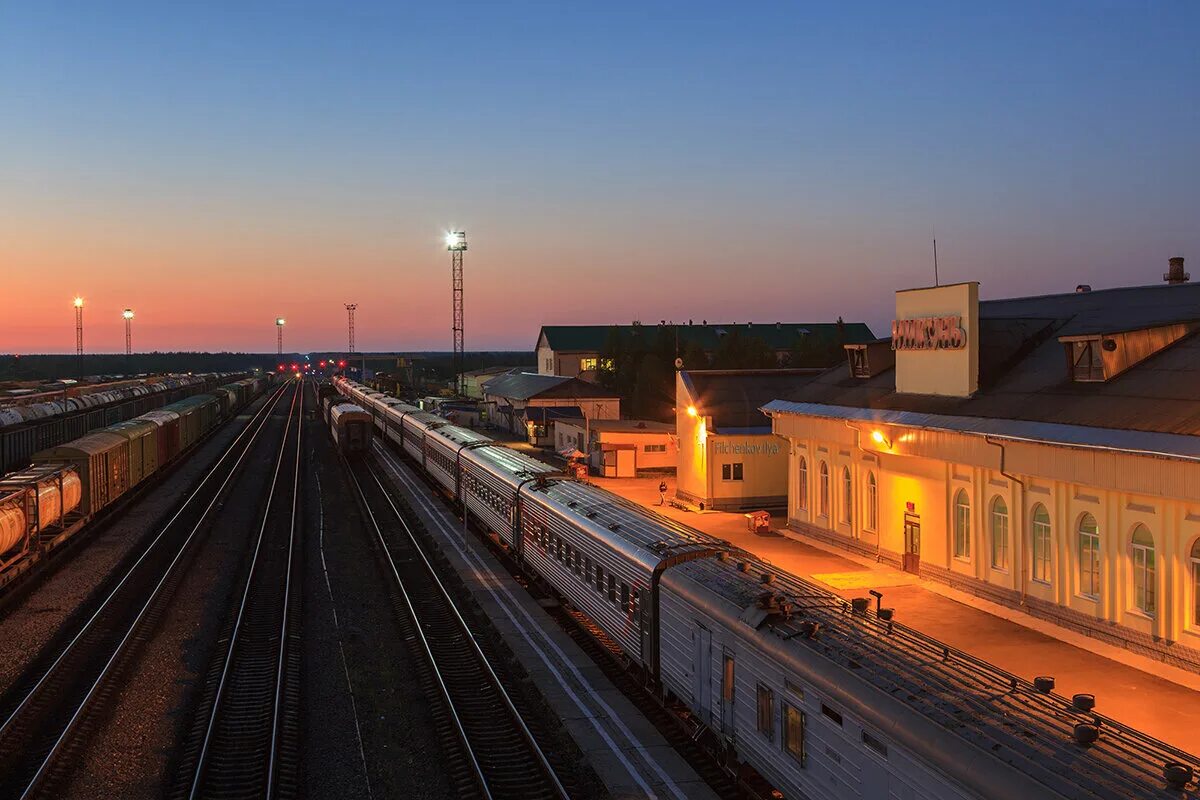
[765,260,1200,671]
[535,320,875,378]
[675,369,821,511]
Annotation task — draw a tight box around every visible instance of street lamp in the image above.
[276,317,286,356]
[123,309,134,356]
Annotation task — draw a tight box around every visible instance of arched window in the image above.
[1131,525,1155,616]
[953,490,971,559]
[1191,539,1200,627]
[1031,505,1052,584]
[818,462,829,518]
[797,457,808,512]
[865,472,878,532]
[990,497,1009,570]
[841,467,853,524]
[1078,513,1101,599]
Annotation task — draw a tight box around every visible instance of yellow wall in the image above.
[894,282,979,397]
[773,410,1200,652]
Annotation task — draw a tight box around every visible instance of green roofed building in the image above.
[535,320,875,379]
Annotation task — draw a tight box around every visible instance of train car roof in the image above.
[662,553,1200,800]
[425,424,492,448]
[34,430,129,459]
[105,419,158,437]
[522,479,720,568]
[137,409,181,425]
[461,443,559,482]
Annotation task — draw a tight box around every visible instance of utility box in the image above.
[746,510,771,534]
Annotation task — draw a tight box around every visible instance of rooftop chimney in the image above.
[1165,256,1190,285]
[1075,284,1092,293]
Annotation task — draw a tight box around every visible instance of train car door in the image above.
[638,588,654,672]
[692,625,712,722]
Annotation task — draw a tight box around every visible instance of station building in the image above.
[675,369,820,511]
[765,260,1200,671]
[480,371,620,444]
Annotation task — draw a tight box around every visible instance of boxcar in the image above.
[139,410,182,465]
[106,419,160,487]
[32,431,130,515]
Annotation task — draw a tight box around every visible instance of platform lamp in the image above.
[276,317,286,356]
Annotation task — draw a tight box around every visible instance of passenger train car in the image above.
[0,376,272,586]
[328,402,372,454]
[332,377,1199,800]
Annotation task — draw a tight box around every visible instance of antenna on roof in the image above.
[933,229,940,287]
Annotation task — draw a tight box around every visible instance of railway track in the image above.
[345,458,571,800]
[171,381,305,800]
[0,380,294,800]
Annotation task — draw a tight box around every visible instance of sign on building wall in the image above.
[891,316,966,351]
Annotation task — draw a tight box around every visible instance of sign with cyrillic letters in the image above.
[891,315,966,351]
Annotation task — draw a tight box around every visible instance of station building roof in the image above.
[481,372,620,402]
[680,369,824,434]
[776,281,1200,436]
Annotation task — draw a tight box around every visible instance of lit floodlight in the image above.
[73,297,84,308]
[123,309,134,320]
[445,230,468,251]
[686,405,698,418]
[276,317,286,326]
[871,430,891,448]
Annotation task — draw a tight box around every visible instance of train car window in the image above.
[722,655,735,703]
[630,591,639,623]
[620,582,630,611]
[607,574,616,602]
[821,704,843,727]
[565,544,572,569]
[861,730,888,758]
[783,703,806,766]
[595,566,605,592]
[756,685,774,741]
[585,558,593,582]
[575,553,584,576]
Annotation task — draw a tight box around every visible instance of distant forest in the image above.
[0,351,534,382]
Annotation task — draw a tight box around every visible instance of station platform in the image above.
[582,473,1200,758]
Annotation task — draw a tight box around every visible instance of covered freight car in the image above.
[106,419,160,488]
[32,431,130,515]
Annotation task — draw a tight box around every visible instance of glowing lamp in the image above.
[73,297,84,308]
[871,430,891,448]
[123,309,134,320]
[686,405,698,418]
[445,230,468,251]
[276,317,286,326]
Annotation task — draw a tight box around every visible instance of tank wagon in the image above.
[0,376,271,588]
[328,403,372,454]
[332,376,1200,800]
[0,372,247,475]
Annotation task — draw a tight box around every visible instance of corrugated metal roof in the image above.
[681,369,822,433]
[482,372,620,401]
[763,400,1200,463]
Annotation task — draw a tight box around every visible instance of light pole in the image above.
[73,297,84,376]
[123,309,134,356]
[445,230,467,397]
[276,317,286,356]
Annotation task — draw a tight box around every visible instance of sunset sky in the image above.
[3,2,1198,354]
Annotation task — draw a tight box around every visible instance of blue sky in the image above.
[2,2,1197,351]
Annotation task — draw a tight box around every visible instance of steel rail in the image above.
[4,380,293,799]
[186,379,303,800]
[346,462,569,800]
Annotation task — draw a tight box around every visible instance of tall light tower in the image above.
[276,317,286,356]
[445,230,467,396]
[344,303,357,353]
[123,309,135,356]
[73,297,84,356]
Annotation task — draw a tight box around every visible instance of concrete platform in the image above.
[371,442,720,800]
[591,473,1200,757]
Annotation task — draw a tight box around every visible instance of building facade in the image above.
[555,418,676,476]
[766,268,1200,671]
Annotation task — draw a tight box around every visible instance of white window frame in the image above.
[1131,526,1156,617]
[818,461,829,518]
[1031,505,1052,584]
[990,496,1009,571]
[1077,514,1101,600]
[864,472,877,532]
[953,489,971,561]
[797,457,808,512]
[841,467,852,525]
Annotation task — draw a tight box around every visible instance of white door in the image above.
[693,627,712,721]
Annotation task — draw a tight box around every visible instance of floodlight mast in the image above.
[276,317,286,356]
[123,309,134,356]
[446,230,468,396]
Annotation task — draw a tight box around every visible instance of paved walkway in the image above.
[556,470,1200,757]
